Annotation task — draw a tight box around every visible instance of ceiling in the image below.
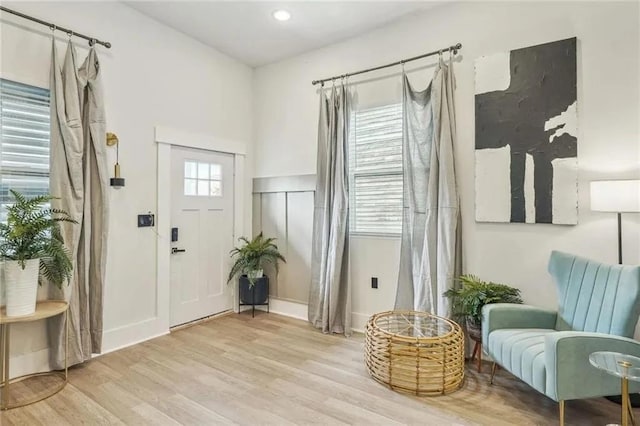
[125,1,438,67]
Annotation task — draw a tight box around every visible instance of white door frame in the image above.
[155,126,246,332]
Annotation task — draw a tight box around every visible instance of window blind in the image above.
[349,103,403,235]
[0,79,51,222]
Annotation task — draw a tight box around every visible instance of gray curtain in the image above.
[395,56,461,316]
[48,39,109,368]
[308,83,351,336]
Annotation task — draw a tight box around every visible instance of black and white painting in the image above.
[475,38,577,225]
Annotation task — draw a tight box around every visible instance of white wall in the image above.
[253,1,640,331]
[1,1,253,375]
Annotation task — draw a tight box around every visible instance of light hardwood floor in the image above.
[1,312,633,425]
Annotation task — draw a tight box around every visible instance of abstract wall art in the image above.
[475,37,578,225]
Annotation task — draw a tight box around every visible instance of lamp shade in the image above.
[590,180,640,212]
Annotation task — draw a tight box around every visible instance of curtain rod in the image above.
[311,43,461,86]
[0,6,111,49]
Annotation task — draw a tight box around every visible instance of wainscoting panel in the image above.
[281,191,314,303]
[253,175,315,304]
[259,192,287,298]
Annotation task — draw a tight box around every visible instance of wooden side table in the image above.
[470,340,483,372]
[0,300,69,410]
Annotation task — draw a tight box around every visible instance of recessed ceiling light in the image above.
[273,10,291,21]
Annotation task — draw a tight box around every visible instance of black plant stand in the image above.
[238,277,270,318]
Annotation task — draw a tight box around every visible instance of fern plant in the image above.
[0,190,76,288]
[227,233,286,287]
[444,274,523,325]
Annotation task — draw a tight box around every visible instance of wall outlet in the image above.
[371,277,378,289]
[138,214,155,227]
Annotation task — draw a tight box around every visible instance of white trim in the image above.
[101,318,169,355]
[269,297,369,334]
[9,348,51,378]
[100,317,169,358]
[269,297,308,320]
[232,154,245,311]
[156,142,172,332]
[349,232,401,240]
[155,126,246,334]
[351,312,370,334]
[155,126,246,155]
[0,72,50,91]
[12,317,171,376]
[252,174,316,193]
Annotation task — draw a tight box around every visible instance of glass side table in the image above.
[589,351,640,426]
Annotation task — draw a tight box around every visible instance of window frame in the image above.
[348,103,404,238]
[0,78,51,223]
[183,159,223,198]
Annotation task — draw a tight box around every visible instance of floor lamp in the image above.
[590,179,640,264]
[591,179,640,407]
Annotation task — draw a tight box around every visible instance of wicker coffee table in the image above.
[365,310,464,396]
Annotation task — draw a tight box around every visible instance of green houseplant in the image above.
[0,190,75,316]
[227,233,286,306]
[444,274,523,341]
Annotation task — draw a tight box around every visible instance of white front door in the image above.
[170,146,234,327]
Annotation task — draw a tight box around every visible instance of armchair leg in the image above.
[559,400,565,426]
[489,362,497,385]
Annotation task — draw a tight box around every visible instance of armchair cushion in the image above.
[482,303,557,344]
[486,328,556,395]
[549,251,640,337]
[545,331,640,401]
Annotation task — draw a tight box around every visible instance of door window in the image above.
[184,160,222,197]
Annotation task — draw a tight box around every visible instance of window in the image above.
[0,79,51,223]
[348,103,403,235]
[184,160,222,197]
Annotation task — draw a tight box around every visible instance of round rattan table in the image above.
[365,310,464,396]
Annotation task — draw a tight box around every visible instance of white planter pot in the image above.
[247,269,264,280]
[4,259,40,317]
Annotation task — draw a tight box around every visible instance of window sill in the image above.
[349,232,401,240]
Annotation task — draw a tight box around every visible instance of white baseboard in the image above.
[351,312,370,334]
[9,348,51,378]
[101,316,169,355]
[8,317,168,379]
[268,298,308,320]
[268,298,370,334]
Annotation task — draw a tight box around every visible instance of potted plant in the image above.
[227,233,286,306]
[0,190,75,316]
[444,274,523,342]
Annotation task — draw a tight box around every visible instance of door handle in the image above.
[171,247,186,254]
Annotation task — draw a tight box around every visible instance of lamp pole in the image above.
[618,212,622,264]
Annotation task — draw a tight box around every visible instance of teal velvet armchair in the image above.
[483,251,640,425]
